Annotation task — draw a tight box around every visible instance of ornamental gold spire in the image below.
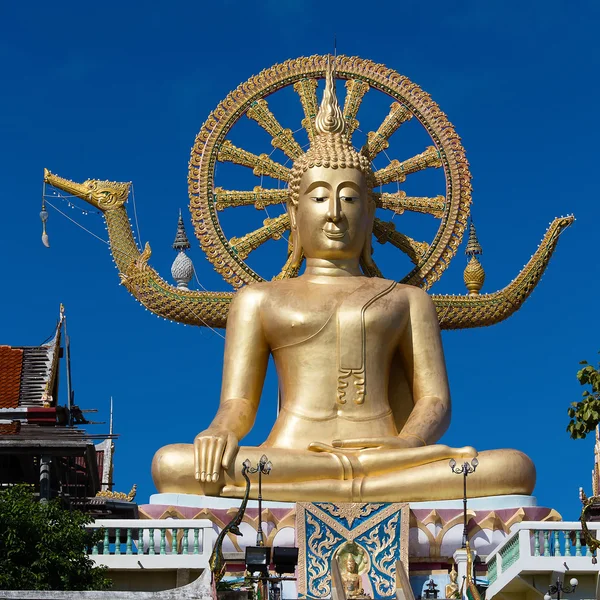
[463,220,485,296]
[314,57,345,136]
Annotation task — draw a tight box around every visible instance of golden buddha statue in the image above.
[149,61,536,502]
[341,553,369,599]
[445,564,459,599]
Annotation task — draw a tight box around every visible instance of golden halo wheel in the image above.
[188,54,472,290]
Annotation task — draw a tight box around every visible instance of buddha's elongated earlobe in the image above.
[361,200,376,270]
[288,204,303,268]
[290,229,303,268]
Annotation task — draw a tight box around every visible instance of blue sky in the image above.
[1,0,599,519]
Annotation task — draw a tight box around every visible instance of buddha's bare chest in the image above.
[262,285,406,351]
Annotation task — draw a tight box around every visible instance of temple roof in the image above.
[0,309,131,513]
[0,318,61,414]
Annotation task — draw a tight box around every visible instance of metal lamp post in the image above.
[247,454,272,546]
[544,577,578,600]
[449,458,478,548]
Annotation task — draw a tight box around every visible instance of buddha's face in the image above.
[291,166,372,261]
[346,556,358,573]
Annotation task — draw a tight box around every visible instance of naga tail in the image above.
[432,215,574,329]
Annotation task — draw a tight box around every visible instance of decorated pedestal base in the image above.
[142,494,560,599]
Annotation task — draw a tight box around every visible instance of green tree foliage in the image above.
[567,354,600,439]
[0,485,112,591]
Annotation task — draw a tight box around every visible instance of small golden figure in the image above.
[445,564,459,599]
[340,551,370,599]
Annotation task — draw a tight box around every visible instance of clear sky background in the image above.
[1,0,599,519]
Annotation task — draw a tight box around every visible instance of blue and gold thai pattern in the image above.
[296,502,409,599]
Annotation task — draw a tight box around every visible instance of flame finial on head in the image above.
[315,57,345,135]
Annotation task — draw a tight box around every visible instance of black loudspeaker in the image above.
[272,546,299,574]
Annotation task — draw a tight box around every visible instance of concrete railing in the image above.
[486,521,600,598]
[87,519,216,570]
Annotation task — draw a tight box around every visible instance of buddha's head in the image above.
[346,554,358,574]
[449,565,457,584]
[287,59,376,270]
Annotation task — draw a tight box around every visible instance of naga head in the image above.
[287,58,376,270]
[43,168,130,211]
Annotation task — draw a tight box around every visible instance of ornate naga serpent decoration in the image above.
[579,489,600,563]
[209,459,252,583]
[462,541,482,600]
[95,484,137,502]
[43,55,573,330]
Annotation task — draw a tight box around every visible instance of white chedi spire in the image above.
[171,211,194,290]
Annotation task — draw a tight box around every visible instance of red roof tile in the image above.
[0,346,23,409]
[0,422,20,435]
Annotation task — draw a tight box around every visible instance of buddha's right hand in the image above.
[194,429,238,483]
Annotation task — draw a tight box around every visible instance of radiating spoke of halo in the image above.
[273,250,304,280]
[374,192,446,218]
[293,78,319,143]
[214,187,289,210]
[359,257,383,278]
[246,99,304,160]
[218,140,291,182]
[363,103,413,160]
[343,79,370,137]
[229,214,290,259]
[373,218,429,265]
[373,146,442,186]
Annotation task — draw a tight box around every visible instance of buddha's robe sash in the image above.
[336,279,397,405]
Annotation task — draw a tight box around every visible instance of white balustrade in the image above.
[86,519,216,570]
[486,522,600,599]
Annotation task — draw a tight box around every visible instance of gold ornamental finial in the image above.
[315,57,345,136]
[463,220,485,296]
